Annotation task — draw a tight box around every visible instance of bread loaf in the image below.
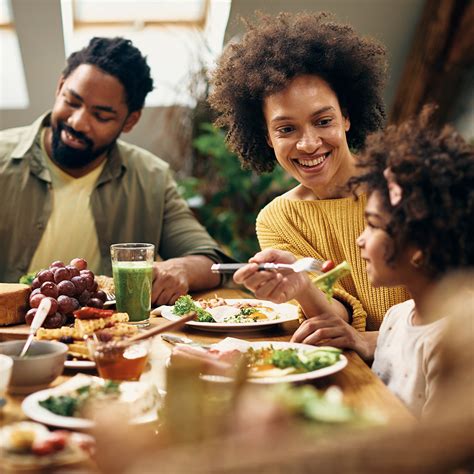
[0,283,30,326]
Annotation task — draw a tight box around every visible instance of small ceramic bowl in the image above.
[0,354,13,408]
[0,340,68,394]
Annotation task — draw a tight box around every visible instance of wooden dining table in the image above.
[0,286,414,472]
[0,286,414,426]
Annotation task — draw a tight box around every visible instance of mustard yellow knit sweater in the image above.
[256,194,409,331]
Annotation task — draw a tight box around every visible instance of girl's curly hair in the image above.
[209,12,387,173]
[352,104,474,278]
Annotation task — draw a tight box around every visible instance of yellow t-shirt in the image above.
[28,129,105,274]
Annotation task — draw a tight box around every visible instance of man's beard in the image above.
[51,121,114,169]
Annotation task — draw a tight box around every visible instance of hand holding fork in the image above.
[227,249,326,304]
[212,257,327,274]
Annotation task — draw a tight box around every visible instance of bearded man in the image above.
[0,37,228,304]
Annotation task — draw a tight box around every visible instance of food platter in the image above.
[0,422,92,470]
[22,375,162,430]
[161,298,299,332]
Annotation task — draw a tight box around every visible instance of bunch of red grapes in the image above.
[26,258,107,328]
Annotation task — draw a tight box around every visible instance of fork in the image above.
[103,290,116,307]
[211,257,324,274]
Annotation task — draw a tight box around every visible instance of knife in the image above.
[161,333,210,349]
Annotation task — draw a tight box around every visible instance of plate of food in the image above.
[0,421,94,470]
[160,296,299,331]
[22,374,162,430]
[170,338,347,384]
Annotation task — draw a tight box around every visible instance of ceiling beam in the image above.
[389,0,473,124]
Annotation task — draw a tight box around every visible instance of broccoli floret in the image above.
[39,395,79,417]
[195,310,215,323]
[271,349,305,371]
[173,295,215,322]
[240,307,258,316]
[173,295,196,315]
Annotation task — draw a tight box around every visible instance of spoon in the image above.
[18,298,52,357]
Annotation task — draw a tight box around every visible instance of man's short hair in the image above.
[63,37,154,112]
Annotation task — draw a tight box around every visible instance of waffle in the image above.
[36,313,131,340]
[37,313,138,361]
[67,341,89,360]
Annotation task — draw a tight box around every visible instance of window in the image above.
[0,0,29,109]
[61,0,231,107]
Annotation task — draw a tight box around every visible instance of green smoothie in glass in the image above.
[111,243,155,326]
[112,261,153,324]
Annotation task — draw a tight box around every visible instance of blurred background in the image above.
[1,0,472,259]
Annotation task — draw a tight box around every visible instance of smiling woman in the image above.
[209,12,409,357]
[263,75,354,200]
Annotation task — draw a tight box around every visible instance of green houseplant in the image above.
[178,123,296,261]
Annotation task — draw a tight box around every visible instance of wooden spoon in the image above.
[105,312,197,350]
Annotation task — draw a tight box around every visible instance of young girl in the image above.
[354,105,474,417]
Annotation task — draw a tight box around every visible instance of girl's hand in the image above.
[290,312,376,360]
[233,249,312,304]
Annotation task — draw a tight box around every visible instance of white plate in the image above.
[200,340,347,384]
[161,299,299,332]
[22,377,162,430]
[64,360,96,370]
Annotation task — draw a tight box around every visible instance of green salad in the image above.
[248,346,342,374]
[172,295,271,323]
[173,295,215,322]
[314,261,351,301]
[270,384,380,425]
[39,380,120,417]
[19,271,36,285]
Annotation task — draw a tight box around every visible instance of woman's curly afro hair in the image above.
[63,37,153,113]
[353,104,474,278]
[209,11,387,173]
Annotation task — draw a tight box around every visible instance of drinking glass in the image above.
[111,243,154,327]
[88,339,151,381]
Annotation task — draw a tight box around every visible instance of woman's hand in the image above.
[233,249,312,304]
[234,248,350,322]
[291,312,377,361]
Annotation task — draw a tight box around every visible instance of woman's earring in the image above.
[410,250,424,269]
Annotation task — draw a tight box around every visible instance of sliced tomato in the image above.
[73,307,114,320]
[46,431,68,450]
[31,439,57,456]
[321,260,335,273]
